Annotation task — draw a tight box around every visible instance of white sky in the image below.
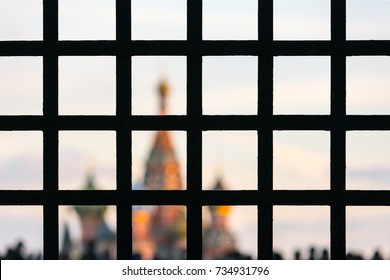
[0,0,390,259]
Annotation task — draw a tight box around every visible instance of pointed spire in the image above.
[85,159,96,190]
[209,175,231,217]
[144,80,182,190]
[74,172,107,217]
[158,79,169,115]
[85,173,96,190]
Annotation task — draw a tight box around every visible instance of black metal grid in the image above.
[0,0,390,260]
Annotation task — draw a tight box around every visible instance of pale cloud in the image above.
[274,56,330,115]
[59,56,116,115]
[347,131,390,190]
[132,0,186,40]
[59,131,116,190]
[203,0,258,40]
[59,0,115,40]
[0,154,42,190]
[347,56,390,115]
[274,0,330,40]
[203,86,258,115]
[0,132,42,190]
[347,0,390,40]
[0,57,42,115]
[347,167,390,190]
[203,56,258,115]
[203,16,258,40]
[274,131,330,190]
[347,207,390,257]
[0,0,42,41]
[202,131,258,190]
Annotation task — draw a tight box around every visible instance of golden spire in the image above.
[158,79,169,115]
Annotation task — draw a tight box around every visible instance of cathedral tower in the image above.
[143,80,183,191]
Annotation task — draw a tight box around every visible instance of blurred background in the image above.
[1,0,390,260]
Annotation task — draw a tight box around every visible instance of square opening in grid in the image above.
[273,131,330,190]
[59,131,116,190]
[273,206,330,260]
[203,0,258,40]
[132,0,186,40]
[0,131,42,190]
[0,206,43,260]
[347,206,390,260]
[0,57,42,115]
[59,0,115,40]
[132,56,186,115]
[347,131,390,190]
[59,56,116,115]
[347,56,390,115]
[132,205,186,259]
[274,0,330,40]
[132,131,187,191]
[0,0,42,41]
[203,56,257,115]
[203,205,256,260]
[347,0,390,40]
[59,205,116,260]
[273,56,330,115]
[203,131,257,190]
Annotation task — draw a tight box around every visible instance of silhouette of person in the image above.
[372,250,383,260]
[309,247,316,260]
[294,250,301,260]
[320,249,329,260]
[81,240,98,260]
[2,241,25,260]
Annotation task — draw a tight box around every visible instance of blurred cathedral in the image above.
[60,174,116,260]
[60,80,242,260]
[132,80,242,259]
[132,80,187,259]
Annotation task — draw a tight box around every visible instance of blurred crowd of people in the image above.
[0,241,42,260]
[273,246,386,260]
[1,240,387,260]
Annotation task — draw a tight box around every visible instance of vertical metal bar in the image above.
[116,65,132,259]
[43,0,58,42]
[116,0,132,260]
[116,0,132,42]
[331,0,346,42]
[331,0,347,260]
[258,0,273,42]
[257,130,273,260]
[116,131,132,260]
[43,0,59,260]
[186,130,203,260]
[186,0,203,260]
[186,55,203,259]
[187,0,203,43]
[43,131,59,260]
[258,0,274,260]
[331,57,346,117]
[330,130,346,259]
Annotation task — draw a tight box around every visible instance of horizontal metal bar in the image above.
[0,41,390,56]
[1,115,390,131]
[1,190,390,206]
